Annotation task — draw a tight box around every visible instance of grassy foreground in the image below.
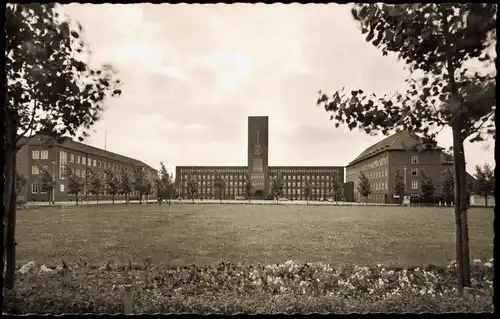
[16,204,493,267]
[4,260,494,314]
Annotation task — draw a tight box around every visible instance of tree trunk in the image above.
[96,194,99,204]
[452,131,471,289]
[484,195,488,207]
[5,114,18,289]
[76,194,78,205]
[112,194,115,204]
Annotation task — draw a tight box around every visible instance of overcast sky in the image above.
[57,4,495,174]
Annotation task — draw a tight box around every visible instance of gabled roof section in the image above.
[347,130,444,166]
[19,134,155,170]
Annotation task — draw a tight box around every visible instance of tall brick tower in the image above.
[247,116,269,199]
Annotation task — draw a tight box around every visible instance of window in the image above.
[32,150,40,159]
[93,159,97,167]
[411,180,419,190]
[32,165,39,175]
[59,151,67,180]
[76,156,81,164]
[31,182,39,194]
[70,154,75,163]
[97,160,101,168]
[411,156,418,164]
[82,157,86,165]
[76,168,81,176]
[60,184,65,193]
[41,150,49,159]
[411,168,418,176]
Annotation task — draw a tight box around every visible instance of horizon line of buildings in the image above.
[15,116,475,204]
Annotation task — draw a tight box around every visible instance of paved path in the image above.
[22,199,402,207]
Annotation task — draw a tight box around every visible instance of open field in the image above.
[16,204,493,268]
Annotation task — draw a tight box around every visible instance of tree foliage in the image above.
[420,169,436,200]
[213,172,226,203]
[66,166,83,204]
[6,3,123,147]
[271,172,284,203]
[441,169,455,203]
[317,3,495,294]
[303,179,312,205]
[243,173,254,203]
[472,164,495,206]
[104,168,119,204]
[156,162,174,205]
[4,3,123,290]
[329,171,343,204]
[132,167,147,204]
[15,171,27,196]
[38,166,55,204]
[186,173,199,203]
[89,171,102,203]
[357,172,372,204]
[393,170,406,201]
[119,173,132,203]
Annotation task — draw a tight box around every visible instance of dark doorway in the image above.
[384,194,388,204]
[254,190,263,198]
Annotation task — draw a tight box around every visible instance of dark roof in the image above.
[19,135,155,170]
[347,130,444,166]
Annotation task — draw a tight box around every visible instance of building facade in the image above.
[176,117,344,200]
[16,135,157,202]
[346,131,474,204]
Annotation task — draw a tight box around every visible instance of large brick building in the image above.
[16,135,157,202]
[346,130,475,204]
[176,116,344,200]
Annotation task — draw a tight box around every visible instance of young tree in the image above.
[213,173,226,203]
[420,170,436,203]
[329,171,343,205]
[4,3,122,289]
[39,166,56,205]
[132,167,146,204]
[144,179,153,203]
[157,162,174,206]
[317,4,495,294]
[66,167,84,205]
[472,164,495,207]
[15,171,27,201]
[243,173,254,203]
[84,169,93,201]
[393,170,406,204]
[119,173,132,204]
[90,171,102,204]
[271,173,284,204]
[104,169,119,204]
[303,178,312,205]
[441,169,455,204]
[357,172,372,205]
[186,173,199,203]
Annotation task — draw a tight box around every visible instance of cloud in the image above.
[57,3,494,174]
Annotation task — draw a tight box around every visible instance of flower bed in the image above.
[4,259,493,314]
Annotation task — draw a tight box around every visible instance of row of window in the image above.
[31,150,49,160]
[31,182,64,194]
[32,150,133,173]
[360,156,388,171]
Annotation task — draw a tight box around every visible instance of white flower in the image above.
[488,258,493,263]
[376,264,382,268]
[484,262,493,268]
[378,278,384,287]
[473,259,481,263]
[415,267,420,272]
[388,270,394,275]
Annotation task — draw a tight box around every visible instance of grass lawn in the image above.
[16,204,493,268]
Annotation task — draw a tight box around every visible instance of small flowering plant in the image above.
[6,258,494,314]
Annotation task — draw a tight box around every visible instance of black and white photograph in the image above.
[3,2,496,314]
